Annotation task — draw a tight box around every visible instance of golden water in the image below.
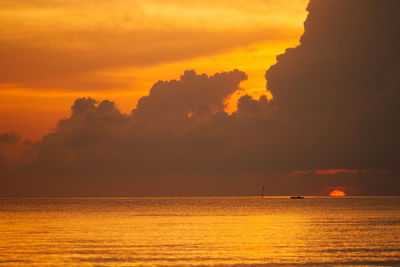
[1,197,399,266]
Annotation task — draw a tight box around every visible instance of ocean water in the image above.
[0,197,399,266]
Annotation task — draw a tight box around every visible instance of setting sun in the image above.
[329,190,346,197]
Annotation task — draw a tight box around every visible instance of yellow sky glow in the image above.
[0,0,308,140]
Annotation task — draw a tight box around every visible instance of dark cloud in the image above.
[1,0,400,196]
[266,0,400,171]
[133,70,247,119]
[0,132,20,144]
[267,0,400,118]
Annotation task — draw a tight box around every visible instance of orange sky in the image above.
[0,0,308,140]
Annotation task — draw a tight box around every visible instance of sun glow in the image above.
[0,0,308,140]
[329,190,346,197]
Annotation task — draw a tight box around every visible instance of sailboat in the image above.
[261,186,265,199]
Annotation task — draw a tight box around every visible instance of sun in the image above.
[329,189,346,196]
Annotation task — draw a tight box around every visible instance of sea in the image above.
[0,197,399,266]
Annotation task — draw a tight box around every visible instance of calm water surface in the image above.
[0,197,399,266]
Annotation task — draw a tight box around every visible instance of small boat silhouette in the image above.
[290,196,304,199]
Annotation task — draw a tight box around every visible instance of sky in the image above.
[1,0,399,196]
[0,0,308,140]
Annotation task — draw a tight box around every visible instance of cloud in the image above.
[1,0,400,196]
[133,70,247,119]
[26,71,252,176]
[266,0,400,170]
[0,0,304,91]
[0,132,20,144]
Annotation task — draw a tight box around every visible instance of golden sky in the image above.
[0,0,308,140]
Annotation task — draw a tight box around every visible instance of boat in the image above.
[290,196,304,199]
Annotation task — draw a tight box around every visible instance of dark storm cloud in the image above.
[1,0,400,196]
[266,0,400,171]
[26,70,258,177]
[0,132,20,144]
[1,71,272,196]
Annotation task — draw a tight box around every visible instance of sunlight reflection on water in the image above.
[0,197,399,266]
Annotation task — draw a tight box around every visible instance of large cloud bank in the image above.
[266,0,400,171]
[1,0,399,196]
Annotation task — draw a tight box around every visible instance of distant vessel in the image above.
[261,186,265,199]
[290,196,304,199]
